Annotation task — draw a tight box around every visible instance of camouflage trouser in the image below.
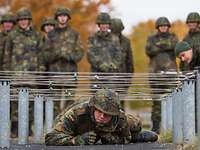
[11,101,34,137]
[150,83,169,134]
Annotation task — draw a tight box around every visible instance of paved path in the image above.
[0,143,177,150]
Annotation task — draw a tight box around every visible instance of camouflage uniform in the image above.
[46,89,158,145]
[45,89,132,145]
[111,18,134,107]
[0,12,15,70]
[87,13,123,92]
[145,17,178,133]
[42,7,84,114]
[181,12,200,71]
[46,6,84,72]
[4,8,41,137]
[4,9,41,71]
[39,17,57,71]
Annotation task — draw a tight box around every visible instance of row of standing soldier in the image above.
[0,6,199,136]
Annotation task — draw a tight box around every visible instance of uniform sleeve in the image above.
[45,110,78,146]
[126,39,134,73]
[0,34,4,70]
[161,34,178,51]
[69,33,84,62]
[3,34,13,70]
[145,36,162,58]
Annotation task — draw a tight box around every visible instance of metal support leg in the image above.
[172,89,183,144]
[34,95,44,143]
[45,97,54,133]
[182,80,196,144]
[18,88,29,144]
[0,81,10,148]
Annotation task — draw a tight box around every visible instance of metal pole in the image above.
[34,95,44,143]
[182,80,196,144]
[18,88,29,144]
[196,72,200,150]
[0,81,10,148]
[166,95,173,132]
[161,97,167,135]
[45,97,54,133]
[172,89,183,144]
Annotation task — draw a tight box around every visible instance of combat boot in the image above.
[134,130,158,143]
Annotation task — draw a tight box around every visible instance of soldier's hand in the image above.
[109,63,117,71]
[75,131,97,145]
[99,63,110,72]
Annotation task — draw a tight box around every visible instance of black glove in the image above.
[74,131,97,145]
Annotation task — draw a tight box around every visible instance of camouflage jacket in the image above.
[4,26,41,71]
[87,31,123,73]
[180,30,200,71]
[0,30,10,70]
[118,34,134,73]
[45,100,131,146]
[145,32,178,72]
[40,26,84,72]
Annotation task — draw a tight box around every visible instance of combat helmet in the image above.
[1,12,16,24]
[96,12,111,24]
[111,18,124,33]
[54,6,71,19]
[155,17,171,29]
[41,17,57,31]
[16,8,32,20]
[89,89,120,116]
[186,12,200,23]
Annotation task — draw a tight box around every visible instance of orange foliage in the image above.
[8,0,111,72]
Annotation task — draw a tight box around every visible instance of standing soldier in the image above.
[4,8,41,71]
[4,8,41,136]
[39,17,57,71]
[87,13,123,97]
[110,18,134,107]
[181,12,200,71]
[0,12,15,70]
[145,17,178,133]
[51,6,84,111]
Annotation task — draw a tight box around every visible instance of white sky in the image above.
[101,0,200,33]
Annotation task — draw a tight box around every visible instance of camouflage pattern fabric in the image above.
[145,32,178,72]
[4,26,41,71]
[87,31,123,73]
[0,31,9,70]
[40,25,83,72]
[45,99,131,145]
[145,31,178,133]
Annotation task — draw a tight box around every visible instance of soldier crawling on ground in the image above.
[45,89,158,146]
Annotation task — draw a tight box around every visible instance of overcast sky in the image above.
[102,0,200,33]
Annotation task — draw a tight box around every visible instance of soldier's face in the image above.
[44,25,54,33]
[158,26,169,32]
[99,24,110,32]
[187,22,198,32]
[18,19,30,29]
[57,15,68,24]
[2,22,14,31]
[94,109,112,124]
[179,49,193,63]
